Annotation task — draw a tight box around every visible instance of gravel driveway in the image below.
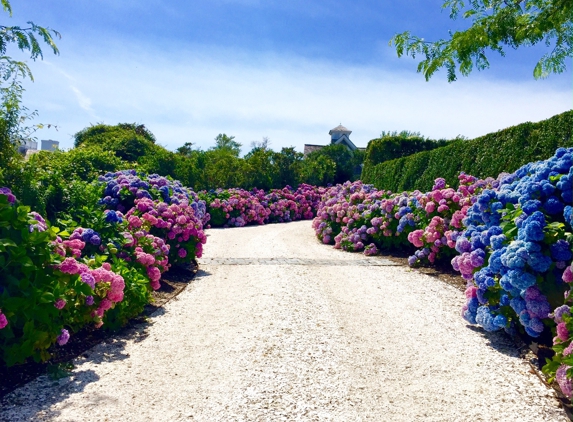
[0,221,567,421]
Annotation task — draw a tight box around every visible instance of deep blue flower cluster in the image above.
[104,210,123,224]
[457,148,573,337]
[80,228,101,246]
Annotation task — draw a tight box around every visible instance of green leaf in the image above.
[39,291,54,303]
[0,238,17,247]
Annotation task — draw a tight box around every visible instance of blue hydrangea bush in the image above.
[457,148,572,337]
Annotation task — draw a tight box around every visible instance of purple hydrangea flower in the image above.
[57,329,70,346]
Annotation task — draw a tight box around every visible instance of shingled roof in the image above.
[303,144,325,156]
[328,124,351,135]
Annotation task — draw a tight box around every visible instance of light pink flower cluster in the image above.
[406,175,495,266]
[117,227,170,290]
[53,237,86,258]
[564,265,573,283]
[556,365,573,397]
[406,216,447,263]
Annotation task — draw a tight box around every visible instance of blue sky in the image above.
[8,0,572,153]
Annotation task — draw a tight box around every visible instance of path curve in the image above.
[0,221,567,421]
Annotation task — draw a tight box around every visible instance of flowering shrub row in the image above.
[313,147,573,396]
[0,170,210,366]
[199,184,325,228]
[97,170,209,226]
[312,174,494,260]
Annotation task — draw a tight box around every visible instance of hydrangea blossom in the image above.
[0,187,16,204]
[56,329,70,346]
[0,310,7,329]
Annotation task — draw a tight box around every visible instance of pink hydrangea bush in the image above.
[263,184,325,223]
[312,181,413,253]
[407,174,496,266]
[206,188,269,227]
[55,252,126,329]
[98,170,210,227]
[119,228,170,290]
[125,197,207,265]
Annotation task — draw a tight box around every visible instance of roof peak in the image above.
[329,124,351,135]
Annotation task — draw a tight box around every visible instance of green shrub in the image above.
[362,110,573,191]
[3,146,127,221]
[0,194,83,366]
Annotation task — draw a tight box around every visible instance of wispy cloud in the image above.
[70,85,96,116]
[21,42,572,152]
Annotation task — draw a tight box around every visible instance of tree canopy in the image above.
[73,123,157,162]
[212,133,242,156]
[390,0,572,81]
[0,0,61,142]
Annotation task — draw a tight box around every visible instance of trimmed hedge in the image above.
[363,136,452,167]
[361,110,573,192]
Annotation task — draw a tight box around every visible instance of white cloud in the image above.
[70,86,96,116]
[21,43,572,153]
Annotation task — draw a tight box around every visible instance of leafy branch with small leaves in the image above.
[390,0,572,81]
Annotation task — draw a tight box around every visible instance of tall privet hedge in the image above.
[363,136,452,167]
[362,110,573,192]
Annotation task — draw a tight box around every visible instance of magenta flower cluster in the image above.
[57,256,126,325]
[125,197,207,266]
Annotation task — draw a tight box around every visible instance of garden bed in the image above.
[0,261,198,399]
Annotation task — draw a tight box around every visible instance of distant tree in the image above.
[244,145,278,190]
[116,123,156,143]
[307,144,356,184]
[212,133,241,156]
[138,148,179,178]
[273,147,303,188]
[176,142,195,156]
[300,154,336,186]
[73,123,157,162]
[202,148,247,189]
[390,0,572,81]
[379,130,423,139]
[250,136,270,151]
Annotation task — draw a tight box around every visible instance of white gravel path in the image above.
[0,220,568,421]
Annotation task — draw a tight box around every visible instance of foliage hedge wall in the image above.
[362,110,573,192]
[363,136,451,167]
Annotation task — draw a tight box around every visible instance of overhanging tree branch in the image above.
[390,0,572,81]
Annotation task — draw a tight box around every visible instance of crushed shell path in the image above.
[0,221,568,421]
